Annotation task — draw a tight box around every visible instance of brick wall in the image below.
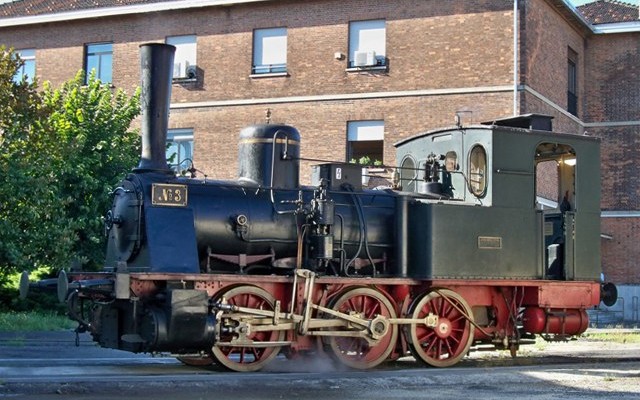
[585,33,640,123]
[602,218,640,283]
[522,0,587,118]
[169,92,513,182]
[593,124,640,286]
[0,0,515,101]
[584,29,640,286]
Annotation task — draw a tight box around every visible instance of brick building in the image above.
[0,0,639,317]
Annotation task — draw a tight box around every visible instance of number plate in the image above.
[151,184,188,207]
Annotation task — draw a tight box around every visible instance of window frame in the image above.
[84,42,113,85]
[347,120,384,164]
[567,48,578,117]
[166,35,197,80]
[400,155,418,192]
[534,142,576,210]
[14,48,35,83]
[251,27,288,77]
[166,128,194,175]
[347,19,387,70]
[467,144,488,197]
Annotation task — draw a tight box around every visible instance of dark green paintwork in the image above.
[395,123,601,281]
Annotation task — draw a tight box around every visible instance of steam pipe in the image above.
[135,43,176,173]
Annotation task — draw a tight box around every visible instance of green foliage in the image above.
[349,156,383,166]
[0,47,141,284]
[584,331,640,344]
[0,311,75,332]
[0,46,66,275]
[41,70,141,270]
[0,268,62,313]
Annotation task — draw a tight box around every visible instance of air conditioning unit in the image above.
[354,51,377,67]
[186,65,197,79]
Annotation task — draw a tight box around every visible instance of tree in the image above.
[0,46,67,277]
[41,71,141,270]
[0,48,140,280]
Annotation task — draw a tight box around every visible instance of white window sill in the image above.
[172,77,197,83]
[366,167,386,173]
[250,72,289,79]
[346,66,388,73]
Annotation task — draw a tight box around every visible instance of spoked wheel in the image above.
[325,287,398,369]
[176,355,215,367]
[407,288,474,368]
[211,285,285,372]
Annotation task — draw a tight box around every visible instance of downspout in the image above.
[513,0,519,116]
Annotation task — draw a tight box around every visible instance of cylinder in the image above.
[522,307,589,336]
[238,124,300,189]
[310,235,334,260]
[317,198,334,225]
[135,43,175,173]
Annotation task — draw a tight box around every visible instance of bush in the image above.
[0,48,140,283]
[0,270,65,314]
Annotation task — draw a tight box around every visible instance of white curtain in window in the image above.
[254,28,287,68]
[16,49,35,83]
[167,35,197,78]
[348,120,384,141]
[17,49,35,59]
[349,20,385,60]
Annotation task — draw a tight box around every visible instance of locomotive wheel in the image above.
[211,285,285,372]
[176,355,215,367]
[407,288,474,368]
[325,287,398,369]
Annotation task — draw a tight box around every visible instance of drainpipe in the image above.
[513,0,519,116]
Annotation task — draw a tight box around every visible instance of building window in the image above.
[567,49,578,116]
[167,129,194,175]
[85,43,112,84]
[166,35,197,79]
[348,20,386,68]
[347,120,384,164]
[13,49,35,83]
[252,27,287,75]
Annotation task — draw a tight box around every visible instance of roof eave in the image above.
[1,0,637,35]
[0,0,272,27]
[592,21,640,34]
[554,0,639,35]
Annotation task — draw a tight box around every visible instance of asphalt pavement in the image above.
[1,329,640,400]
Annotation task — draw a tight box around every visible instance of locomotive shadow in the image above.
[190,349,640,374]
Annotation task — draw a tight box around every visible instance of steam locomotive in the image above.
[22,43,617,371]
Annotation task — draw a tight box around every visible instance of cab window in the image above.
[468,145,487,196]
[399,156,417,192]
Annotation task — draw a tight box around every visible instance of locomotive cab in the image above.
[395,114,601,282]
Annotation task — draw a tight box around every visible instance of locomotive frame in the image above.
[22,43,616,372]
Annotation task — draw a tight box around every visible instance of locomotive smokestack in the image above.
[135,43,175,172]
